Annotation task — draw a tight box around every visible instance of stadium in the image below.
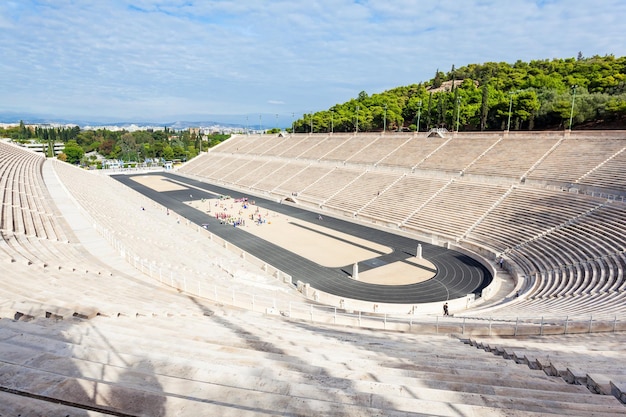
[1,129,626,416]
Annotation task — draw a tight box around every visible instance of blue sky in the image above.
[1,0,625,124]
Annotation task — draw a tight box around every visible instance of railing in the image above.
[581,190,626,202]
[94,217,626,336]
[51,161,624,337]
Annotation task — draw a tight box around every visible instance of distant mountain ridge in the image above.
[0,113,243,130]
[0,111,293,130]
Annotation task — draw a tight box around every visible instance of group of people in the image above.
[249,212,268,226]
[215,211,247,227]
[208,196,274,228]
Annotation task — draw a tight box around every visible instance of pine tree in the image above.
[437,95,443,126]
[451,64,456,91]
[18,120,28,140]
[426,92,433,130]
[452,87,460,130]
[480,84,489,131]
[433,68,442,88]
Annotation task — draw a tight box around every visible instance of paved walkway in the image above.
[113,172,492,304]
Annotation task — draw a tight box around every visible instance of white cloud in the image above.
[0,0,624,122]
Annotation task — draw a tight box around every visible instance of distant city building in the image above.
[1,120,247,134]
[12,140,64,155]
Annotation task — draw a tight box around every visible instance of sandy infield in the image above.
[130,175,436,285]
[195,197,437,285]
[131,175,188,191]
[201,198,386,265]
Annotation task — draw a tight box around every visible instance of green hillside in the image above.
[293,54,626,133]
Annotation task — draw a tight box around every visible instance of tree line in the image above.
[292,54,626,133]
[0,123,230,165]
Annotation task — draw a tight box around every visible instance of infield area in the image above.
[114,172,492,304]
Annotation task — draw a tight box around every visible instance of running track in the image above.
[113,172,492,304]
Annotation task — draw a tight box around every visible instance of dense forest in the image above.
[293,54,626,133]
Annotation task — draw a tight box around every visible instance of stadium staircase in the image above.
[1,310,625,416]
[465,333,626,406]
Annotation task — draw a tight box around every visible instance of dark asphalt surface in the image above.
[113,171,492,304]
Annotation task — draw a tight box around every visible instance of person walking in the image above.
[443,302,449,316]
